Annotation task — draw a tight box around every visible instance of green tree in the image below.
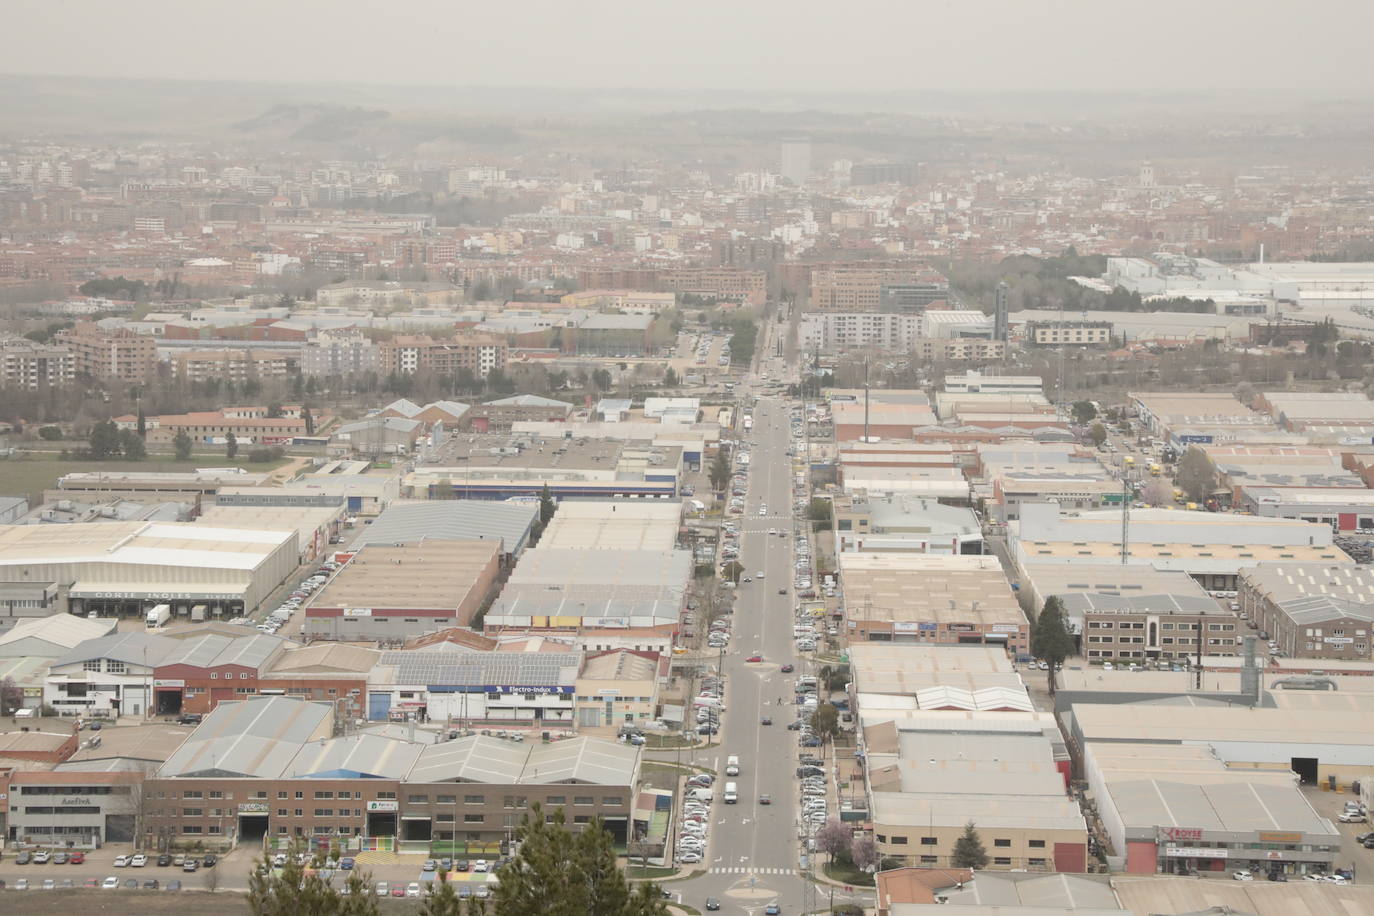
[807,497,832,525]
[136,407,147,438]
[226,430,239,460]
[417,874,487,916]
[721,561,745,585]
[591,368,613,391]
[119,429,147,461]
[1031,596,1075,694]
[538,483,557,526]
[267,402,284,418]
[952,821,989,869]
[173,428,193,460]
[1071,400,1097,424]
[708,448,731,493]
[38,425,62,441]
[247,841,378,916]
[1089,423,1108,448]
[663,367,679,388]
[809,703,840,745]
[1175,445,1217,502]
[88,420,120,459]
[491,804,667,916]
[303,405,316,436]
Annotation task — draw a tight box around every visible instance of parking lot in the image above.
[1304,785,1374,881]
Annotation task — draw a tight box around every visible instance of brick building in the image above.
[56,323,158,382]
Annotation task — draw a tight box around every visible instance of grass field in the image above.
[0,455,293,504]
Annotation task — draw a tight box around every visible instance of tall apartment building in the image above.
[799,312,925,353]
[810,266,943,311]
[171,349,298,383]
[658,268,767,306]
[56,322,158,382]
[0,336,74,389]
[301,328,380,377]
[379,333,508,377]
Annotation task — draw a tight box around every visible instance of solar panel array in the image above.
[380,650,579,687]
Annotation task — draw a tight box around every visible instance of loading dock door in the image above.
[1291,756,1319,785]
[368,692,392,721]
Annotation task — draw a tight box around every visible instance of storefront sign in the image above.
[1161,827,1203,842]
[1324,637,1354,645]
[589,618,628,628]
[893,622,920,633]
[991,624,1022,633]
[366,800,398,812]
[596,688,620,696]
[343,608,372,617]
[918,623,938,632]
[238,803,269,814]
[153,679,185,689]
[60,797,94,806]
[1259,832,1303,844]
[947,624,977,633]
[1165,846,1229,859]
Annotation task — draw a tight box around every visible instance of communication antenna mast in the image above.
[1120,473,1132,565]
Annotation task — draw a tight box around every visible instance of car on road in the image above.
[746,654,763,663]
[677,851,702,863]
[407,882,422,897]
[765,904,781,915]
[53,852,68,865]
[759,794,771,805]
[83,878,100,888]
[755,571,764,578]
[473,859,489,872]
[391,884,406,897]
[101,877,119,890]
[705,898,721,911]
[375,882,390,896]
[16,851,31,865]
[113,855,129,867]
[144,879,160,889]
[422,859,436,872]
[1339,811,1367,823]
[156,854,171,866]
[1233,870,1254,881]
[131,853,148,867]
[182,858,199,872]
[42,878,56,890]
[761,716,772,725]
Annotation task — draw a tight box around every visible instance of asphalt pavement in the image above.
[672,327,871,914]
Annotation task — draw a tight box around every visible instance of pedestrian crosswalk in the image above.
[708,867,794,875]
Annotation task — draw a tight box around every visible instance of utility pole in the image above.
[1120,473,1131,565]
[862,358,870,443]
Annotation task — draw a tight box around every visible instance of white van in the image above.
[725,755,740,777]
[723,782,738,804]
[686,787,713,803]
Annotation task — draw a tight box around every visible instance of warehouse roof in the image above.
[0,520,292,571]
[871,791,1085,831]
[840,554,1024,628]
[932,871,1122,912]
[1111,875,1374,916]
[53,632,180,669]
[268,643,380,675]
[308,540,500,611]
[0,614,115,656]
[1108,779,1335,835]
[540,501,680,551]
[157,697,333,778]
[284,733,424,780]
[579,649,659,682]
[506,548,690,592]
[407,734,638,785]
[349,500,535,553]
[160,632,288,672]
[1072,703,1373,747]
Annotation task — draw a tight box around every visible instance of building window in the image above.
[1029,840,1045,848]
[376,792,396,800]
[278,809,288,817]
[574,796,594,806]
[994,857,1012,866]
[891,836,908,845]
[209,791,223,799]
[1029,858,1046,866]
[437,795,456,805]
[183,791,203,799]
[994,839,1011,847]
[83,660,100,672]
[920,837,937,846]
[182,808,203,817]
[464,795,484,805]
[315,792,334,800]
[183,826,203,835]
[464,814,484,823]
[408,795,428,805]
[546,796,566,805]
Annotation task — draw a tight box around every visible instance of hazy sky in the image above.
[8,0,1374,93]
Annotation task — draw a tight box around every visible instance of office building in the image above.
[1238,564,1374,660]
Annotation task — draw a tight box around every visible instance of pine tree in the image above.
[538,483,557,526]
[1031,596,1075,695]
[952,821,989,869]
[226,430,238,459]
[174,428,193,460]
[136,407,147,438]
[303,405,316,436]
[708,449,731,493]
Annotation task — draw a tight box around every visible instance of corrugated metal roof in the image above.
[407,735,637,785]
[52,632,181,669]
[157,697,331,778]
[160,633,287,671]
[350,500,536,553]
